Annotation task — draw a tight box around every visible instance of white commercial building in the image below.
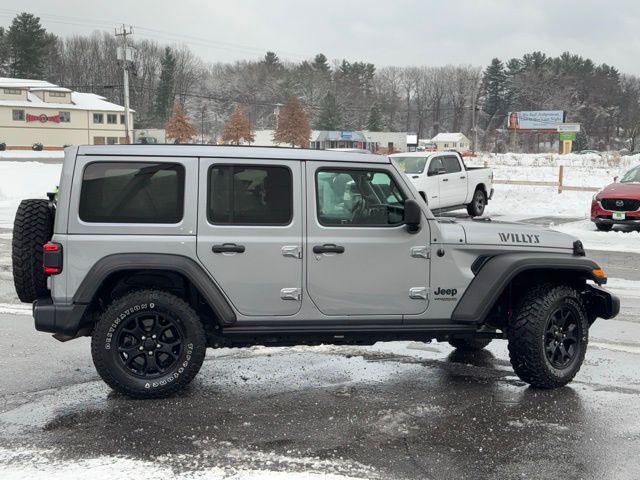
[0,77,133,149]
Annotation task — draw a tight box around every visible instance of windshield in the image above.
[393,156,428,174]
[620,166,640,183]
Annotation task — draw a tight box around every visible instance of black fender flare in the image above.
[74,253,237,326]
[452,253,604,324]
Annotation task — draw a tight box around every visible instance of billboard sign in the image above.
[507,111,564,131]
[559,132,577,141]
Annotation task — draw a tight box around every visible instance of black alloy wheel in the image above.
[544,306,582,369]
[116,311,184,379]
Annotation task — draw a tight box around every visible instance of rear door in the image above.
[196,158,303,316]
[440,155,467,206]
[306,162,431,316]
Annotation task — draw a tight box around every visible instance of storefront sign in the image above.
[26,113,60,123]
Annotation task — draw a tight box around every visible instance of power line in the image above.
[0,8,310,59]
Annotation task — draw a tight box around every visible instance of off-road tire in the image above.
[91,290,207,399]
[12,199,54,303]
[507,284,588,389]
[595,223,613,232]
[466,188,487,217]
[448,337,492,351]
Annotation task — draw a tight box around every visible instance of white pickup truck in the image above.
[391,151,494,216]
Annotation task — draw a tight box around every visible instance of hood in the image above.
[597,182,640,198]
[439,218,578,251]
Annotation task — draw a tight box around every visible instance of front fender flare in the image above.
[452,253,604,324]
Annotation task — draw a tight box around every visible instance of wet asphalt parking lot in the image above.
[0,233,640,479]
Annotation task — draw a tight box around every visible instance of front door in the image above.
[197,158,303,316]
[306,162,431,316]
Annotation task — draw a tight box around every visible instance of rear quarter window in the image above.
[79,162,185,223]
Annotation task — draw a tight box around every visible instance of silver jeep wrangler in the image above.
[12,145,619,398]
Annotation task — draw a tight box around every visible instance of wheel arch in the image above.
[75,254,237,328]
[452,253,605,325]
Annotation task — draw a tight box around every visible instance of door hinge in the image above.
[410,246,430,259]
[409,287,428,300]
[281,245,302,259]
[280,287,302,301]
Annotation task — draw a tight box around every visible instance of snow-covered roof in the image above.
[29,86,72,93]
[431,132,469,142]
[0,77,57,89]
[0,77,132,112]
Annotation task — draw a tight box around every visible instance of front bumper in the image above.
[33,298,89,337]
[591,200,640,225]
[583,284,620,321]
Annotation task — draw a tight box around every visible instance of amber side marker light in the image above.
[592,268,606,280]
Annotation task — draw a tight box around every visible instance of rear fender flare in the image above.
[74,253,237,326]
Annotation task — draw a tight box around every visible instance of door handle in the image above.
[460,176,466,179]
[442,178,449,182]
[313,244,345,254]
[212,243,245,253]
[412,175,419,179]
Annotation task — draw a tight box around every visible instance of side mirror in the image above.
[404,199,422,233]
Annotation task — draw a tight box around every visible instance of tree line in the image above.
[2,12,640,151]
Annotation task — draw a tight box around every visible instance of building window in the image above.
[12,109,25,121]
[208,165,293,225]
[444,143,448,148]
[59,111,71,123]
[120,114,125,124]
[49,91,67,98]
[107,114,118,124]
[79,162,185,224]
[93,113,104,124]
[4,88,21,95]
[94,137,105,145]
[107,137,118,145]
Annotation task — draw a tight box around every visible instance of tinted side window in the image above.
[427,158,444,175]
[208,165,292,225]
[443,156,462,173]
[316,169,405,227]
[79,162,185,223]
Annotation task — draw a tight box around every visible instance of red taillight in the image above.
[43,242,62,276]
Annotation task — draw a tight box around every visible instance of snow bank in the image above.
[0,162,62,228]
[0,151,64,160]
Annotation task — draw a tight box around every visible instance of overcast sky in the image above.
[2,0,640,74]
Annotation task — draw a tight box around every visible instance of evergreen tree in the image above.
[315,91,342,130]
[274,96,311,147]
[263,51,281,69]
[8,13,47,78]
[154,47,177,122]
[572,130,589,152]
[481,58,508,122]
[0,27,10,76]
[312,53,330,75]
[221,105,254,145]
[164,103,196,143]
[367,104,383,131]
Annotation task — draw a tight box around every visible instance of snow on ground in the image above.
[0,151,64,160]
[0,447,366,480]
[0,161,62,228]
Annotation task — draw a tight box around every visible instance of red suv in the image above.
[591,165,640,231]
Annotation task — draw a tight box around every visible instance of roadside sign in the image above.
[557,123,580,133]
[559,132,577,141]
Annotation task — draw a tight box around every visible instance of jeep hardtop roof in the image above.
[75,145,390,164]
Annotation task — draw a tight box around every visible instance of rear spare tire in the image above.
[12,199,54,302]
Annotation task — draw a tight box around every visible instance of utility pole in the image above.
[115,25,133,144]
[471,85,478,153]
